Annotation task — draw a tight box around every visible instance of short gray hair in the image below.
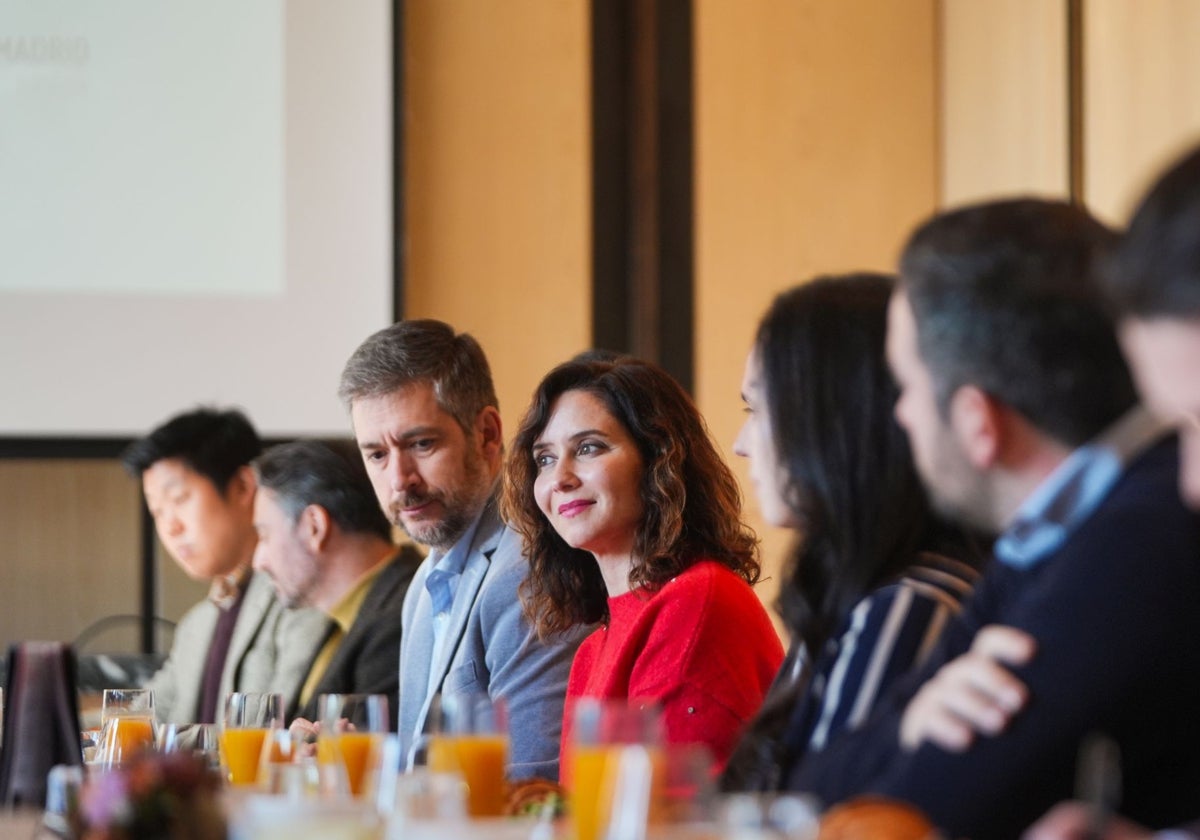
[338,319,499,431]
[253,439,392,541]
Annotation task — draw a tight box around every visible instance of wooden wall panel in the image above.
[1084,0,1200,224]
[939,0,1069,207]
[694,0,939,627]
[404,1,592,430]
[0,461,186,652]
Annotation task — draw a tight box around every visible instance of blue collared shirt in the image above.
[994,407,1170,569]
[423,510,486,697]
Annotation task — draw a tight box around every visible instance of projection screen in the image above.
[0,0,392,438]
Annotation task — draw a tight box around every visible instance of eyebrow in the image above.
[358,425,443,449]
[532,428,610,451]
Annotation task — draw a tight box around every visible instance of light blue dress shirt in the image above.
[994,407,1170,569]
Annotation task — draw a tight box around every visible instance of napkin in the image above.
[0,641,84,807]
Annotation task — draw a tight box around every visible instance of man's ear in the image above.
[227,465,258,509]
[949,384,1004,469]
[301,504,332,552]
[475,406,504,457]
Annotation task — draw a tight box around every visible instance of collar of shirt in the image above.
[424,506,487,617]
[207,564,251,611]
[326,555,393,632]
[994,407,1171,569]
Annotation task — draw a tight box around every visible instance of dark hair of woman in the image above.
[504,357,760,637]
[758,274,974,658]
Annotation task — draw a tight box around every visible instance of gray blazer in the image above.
[146,572,329,724]
[398,499,584,781]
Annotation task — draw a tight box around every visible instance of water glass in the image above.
[43,764,84,836]
[718,793,822,840]
[158,722,221,771]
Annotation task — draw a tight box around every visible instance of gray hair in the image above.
[338,319,499,432]
[253,439,392,541]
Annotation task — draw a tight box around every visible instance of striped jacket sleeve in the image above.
[806,555,978,752]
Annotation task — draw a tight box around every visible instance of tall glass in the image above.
[427,692,509,817]
[568,699,663,840]
[316,693,389,799]
[158,722,221,771]
[97,688,156,766]
[220,692,283,786]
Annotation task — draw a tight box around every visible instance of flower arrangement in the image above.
[70,751,226,840]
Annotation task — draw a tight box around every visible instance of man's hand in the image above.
[1023,801,1153,840]
[900,625,1036,751]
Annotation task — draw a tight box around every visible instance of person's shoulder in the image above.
[172,594,217,632]
[879,552,981,611]
[658,561,768,624]
[1102,434,1191,519]
[1071,436,1198,553]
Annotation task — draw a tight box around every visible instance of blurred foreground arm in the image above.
[900,625,1036,751]
[1023,801,1161,840]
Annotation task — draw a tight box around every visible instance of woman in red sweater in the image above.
[503,356,783,772]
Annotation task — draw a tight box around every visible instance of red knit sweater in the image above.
[562,560,783,771]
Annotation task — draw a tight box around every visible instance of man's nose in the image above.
[388,452,422,493]
[159,512,184,538]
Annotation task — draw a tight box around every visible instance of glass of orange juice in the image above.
[316,693,389,800]
[567,699,663,840]
[427,692,509,818]
[221,691,283,786]
[96,688,157,767]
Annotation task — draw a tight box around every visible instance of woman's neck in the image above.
[593,552,635,597]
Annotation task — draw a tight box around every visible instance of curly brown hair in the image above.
[503,356,759,637]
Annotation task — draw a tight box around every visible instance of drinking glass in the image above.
[221,692,283,786]
[96,688,156,766]
[568,699,663,840]
[316,693,389,800]
[158,722,221,771]
[426,692,509,818]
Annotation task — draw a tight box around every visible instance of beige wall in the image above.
[1084,0,1200,224]
[694,0,940,625]
[0,460,201,652]
[404,1,592,431]
[940,0,1200,223]
[939,0,1069,206]
[13,0,1200,652]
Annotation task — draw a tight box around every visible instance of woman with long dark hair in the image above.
[504,356,783,770]
[723,273,982,789]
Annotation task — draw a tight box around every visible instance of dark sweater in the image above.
[788,438,1200,839]
[292,544,422,726]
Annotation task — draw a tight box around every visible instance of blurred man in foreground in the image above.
[787,200,1200,838]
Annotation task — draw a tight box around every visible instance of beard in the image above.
[390,446,491,550]
[922,441,1000,536]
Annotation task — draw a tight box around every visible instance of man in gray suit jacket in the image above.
[340,320,584,781]
[123,408,328,725]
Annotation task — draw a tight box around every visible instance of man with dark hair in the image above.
[251,439,423,724]
[784,200,1200,838]
[958,149,1200,840]
[339,319,583,780]
[123,408,328,725]
[1107,144,1200,507]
